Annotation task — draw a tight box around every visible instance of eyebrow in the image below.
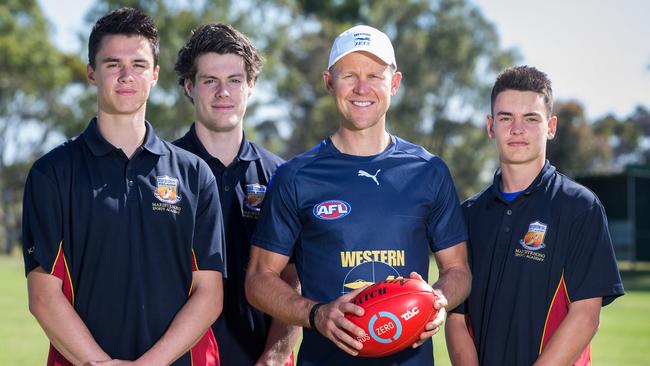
[198,73,245,79]
[100,57,150,64]
[496,111,543,118]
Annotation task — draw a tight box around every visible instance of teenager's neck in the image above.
[96,110,147,159]
[331,126,391,156]
[195,121,243,167]
[499,158,546,193]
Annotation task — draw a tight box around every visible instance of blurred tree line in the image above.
[1,0,649,253]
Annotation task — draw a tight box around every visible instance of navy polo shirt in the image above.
[174,124,285,365]
[253,136,467,366]
[22,118,225,366]
[457,161,624,365]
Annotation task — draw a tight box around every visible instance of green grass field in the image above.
[429,266,650,366]
[0,253,48,365]
[1,253,649,365]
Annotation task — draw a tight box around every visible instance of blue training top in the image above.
[253,135,467,366]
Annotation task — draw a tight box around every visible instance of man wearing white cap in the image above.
[246,25,471,365]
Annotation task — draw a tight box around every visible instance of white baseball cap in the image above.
[327,25,396,69]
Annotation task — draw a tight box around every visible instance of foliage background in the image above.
[2,0,650,253]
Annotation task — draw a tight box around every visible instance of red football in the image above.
[345,278,438,357]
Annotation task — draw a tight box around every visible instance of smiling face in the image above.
[184,52,253,133]
[323,51,401,133]
[87,34,159,117]
[487,89,557,167]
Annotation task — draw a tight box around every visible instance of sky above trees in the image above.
[40,0,650,121]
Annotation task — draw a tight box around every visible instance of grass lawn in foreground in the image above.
[0,253,48,365]
[0,253,648,365]
[429,263,650,366]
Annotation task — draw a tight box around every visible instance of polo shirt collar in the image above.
[492,160,556,200]
[83,117,113,156]
[83,117,165,157]
[184,123,260,162]
[238,131,259,162]
[141,121,166,156]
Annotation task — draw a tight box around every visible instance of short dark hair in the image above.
[88,7,160,68]
[490,65,553,117]
[174,23,264,93]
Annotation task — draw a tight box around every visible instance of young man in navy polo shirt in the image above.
[22,8,225,366]
[173,24,300,365]
[446,66,625,365]
[245,25,471,365]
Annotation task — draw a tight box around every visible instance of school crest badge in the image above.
[154,176,182,204]
[520,221,547,251]
[243,184,266,218]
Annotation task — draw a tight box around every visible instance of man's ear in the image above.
[248,79,255,97]
[486,114,495,139]
[547,115,558,140]
[390,71,402,96]
[152,64,160,87]
[323,70,335,95]
[87,64,96,85]
[183,78,194,98]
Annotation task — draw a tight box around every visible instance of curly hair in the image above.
[175,23,264,96]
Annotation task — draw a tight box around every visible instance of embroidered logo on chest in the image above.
[152,175,182,215]
[520,221,547,250]
[243,183,266,219]
[154,175,182,204]
[514,220,547,262]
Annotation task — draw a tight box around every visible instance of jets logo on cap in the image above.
[354,32,371,46]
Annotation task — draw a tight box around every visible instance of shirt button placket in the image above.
[223,168,232,191]
[504,208,513,232]
[496,206,514,257]
[126,163,136,200]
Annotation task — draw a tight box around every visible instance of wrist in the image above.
[257,351,287,366]
[137,350,169,366]
[308,303,324,333]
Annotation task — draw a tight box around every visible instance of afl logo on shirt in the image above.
[154,175,182,204]
[313,200,351,220]
[520,220,547,251]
